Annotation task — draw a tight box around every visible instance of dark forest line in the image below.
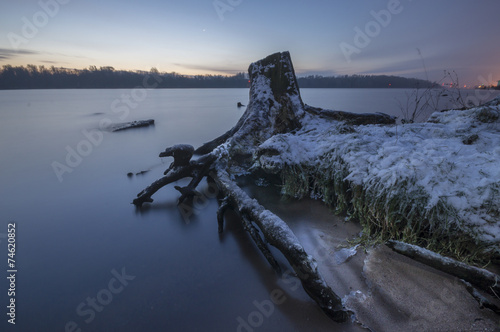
[0,65,438,89]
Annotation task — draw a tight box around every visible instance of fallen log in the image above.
[387,240,500,297]
[304,105,395,125]
[461,280,500,315]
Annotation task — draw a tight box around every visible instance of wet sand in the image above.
[245,181,500,331]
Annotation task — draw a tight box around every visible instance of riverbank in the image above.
[245,182,500,330]
[255,97,500,263]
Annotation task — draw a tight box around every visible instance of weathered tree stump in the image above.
[133,51,396,322]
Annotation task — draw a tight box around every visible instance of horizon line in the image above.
[0,63,442,82]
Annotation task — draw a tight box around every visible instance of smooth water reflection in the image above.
[0,89,369,331]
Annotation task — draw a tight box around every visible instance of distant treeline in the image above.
[298,75,436,89]
[0,65,249,89]
[0,65,437,89]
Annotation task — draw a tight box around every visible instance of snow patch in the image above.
[334,245,360,265]
[256,105,500,252]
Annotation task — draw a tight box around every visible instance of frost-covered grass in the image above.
[255,100,500,262]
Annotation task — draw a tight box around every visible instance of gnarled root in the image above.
[212,166,349,322]
[133,151,216,207]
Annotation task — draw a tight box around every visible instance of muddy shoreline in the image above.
[245,181,500,331]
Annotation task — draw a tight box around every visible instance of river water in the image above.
[0,88,498,331]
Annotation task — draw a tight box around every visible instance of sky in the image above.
[0,0,499,86]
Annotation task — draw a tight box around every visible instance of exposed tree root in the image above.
[133,152,216,206]
[212,164,349,321]
[132,51,399,322]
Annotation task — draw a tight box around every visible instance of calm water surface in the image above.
[301,88,500,121]
[0,88,498,331]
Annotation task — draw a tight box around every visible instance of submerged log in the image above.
[109,119,155,132]
[133,51,396,322]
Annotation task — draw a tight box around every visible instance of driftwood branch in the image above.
[387,240,500,297]
[461,280,500,315]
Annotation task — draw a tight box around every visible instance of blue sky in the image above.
[1,0,499,85]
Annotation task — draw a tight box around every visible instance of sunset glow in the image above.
[1,0,499,85]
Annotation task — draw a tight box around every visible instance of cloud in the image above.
[0,48,39,60]
[358,59,424,75]
[45,51,92,60]
[173,63,246,75]
[40,60,63,64]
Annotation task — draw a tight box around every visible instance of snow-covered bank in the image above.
[255,98,500,259]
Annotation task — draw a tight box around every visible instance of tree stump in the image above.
[133,51,396,322]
